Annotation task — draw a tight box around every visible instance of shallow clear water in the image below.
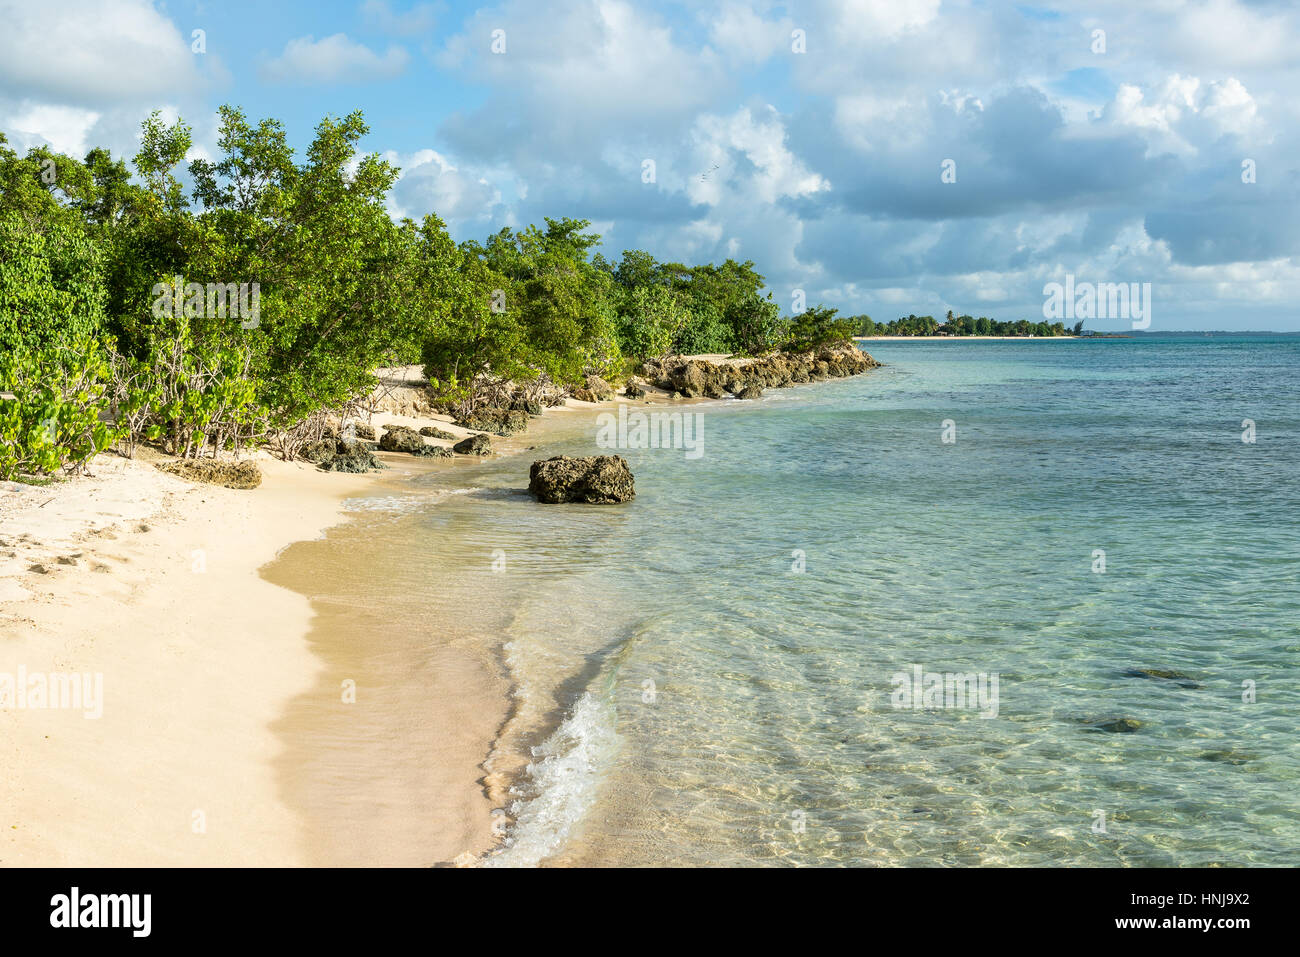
[410,337,1300,866]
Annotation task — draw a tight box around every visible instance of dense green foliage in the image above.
[0,334,119,478]
[0,109,868,480]
[0,212,106,353]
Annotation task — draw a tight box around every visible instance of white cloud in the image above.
[823,0,943,41]
[0,0,202,104]
[1162,0,1296,70]
[1202,77,1257,136]
[706,3,793,63]
[262,34,409,83]
[2,104,101,156]
[383,149,501,224]
[439,0,723,139]
[687,107,829,207]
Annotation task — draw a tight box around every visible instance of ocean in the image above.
[298,337,1300,866]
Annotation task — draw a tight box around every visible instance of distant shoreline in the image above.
[853,335,1082,341]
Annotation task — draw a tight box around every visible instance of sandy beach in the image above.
[1,351,868,867]
[0,452,376,865]
[0,370,655,867]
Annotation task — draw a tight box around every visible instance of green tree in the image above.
[0,212,106,353]
[617,284,688,358]
[784,304,856,351]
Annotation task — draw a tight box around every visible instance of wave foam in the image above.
[484,692,618,867]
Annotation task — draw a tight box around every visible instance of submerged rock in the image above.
[156,459,262,490]
[528,455,635,504]
[1198,748,1257,765]
[453,433,492,456]
[1123,668,1201,689]
[1079,716,1143,734]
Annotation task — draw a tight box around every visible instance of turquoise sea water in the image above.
[386,337,1300,866]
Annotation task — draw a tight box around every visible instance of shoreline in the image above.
[0,351,877,867]
[0,383,612,866]
[853,335,1080,341]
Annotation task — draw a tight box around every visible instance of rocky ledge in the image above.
[528,455,635,504]
[641,341,880,400]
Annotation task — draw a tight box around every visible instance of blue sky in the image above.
[3,0,1299,329]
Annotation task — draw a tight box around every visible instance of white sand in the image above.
[0,453,378,866]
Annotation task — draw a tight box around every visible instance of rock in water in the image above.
[453,433,492,456]
[737,384,763,400]
[1122,667,1201,689]
[528,455,635,504]
[1079,716,1143,734]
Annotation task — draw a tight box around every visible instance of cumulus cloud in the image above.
[437,0,724,159]
[382,148,503,225]
[262,34,409,83]
[0,0,203,104]
[2,105,102,156]
[705,2,794,64]
[686,107,829,207]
